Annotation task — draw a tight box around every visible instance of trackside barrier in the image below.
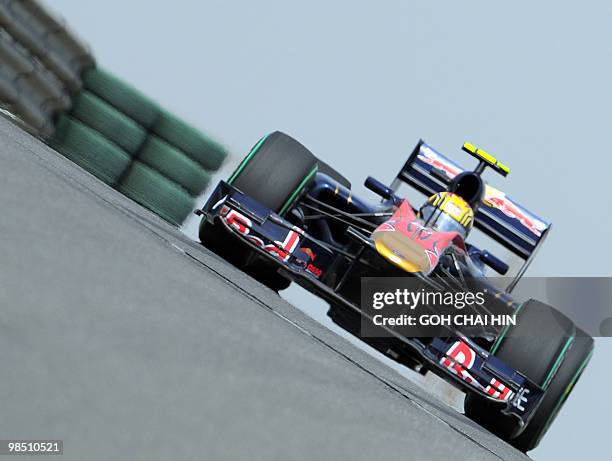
[0,0,229,225]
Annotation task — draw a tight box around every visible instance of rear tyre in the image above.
[201,131,318,291]
[464,300,592,452]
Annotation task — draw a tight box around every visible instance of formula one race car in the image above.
[196,132,593,452]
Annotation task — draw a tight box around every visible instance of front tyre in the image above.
[464,299,594,452]
[228,131,318,214]
[507,331,593,452]
[200,131,318,291]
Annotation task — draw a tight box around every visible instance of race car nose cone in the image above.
[372,228,431,274]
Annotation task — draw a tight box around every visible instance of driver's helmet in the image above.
[419,192,474,238]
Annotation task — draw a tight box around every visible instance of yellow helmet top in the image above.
[422,192,474,231]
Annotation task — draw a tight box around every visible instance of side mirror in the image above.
[364,176,395,200]
[479,250,509,275]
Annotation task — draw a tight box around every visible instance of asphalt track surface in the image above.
[0,117,529,460]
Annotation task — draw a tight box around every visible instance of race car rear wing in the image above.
[390,140,551,291]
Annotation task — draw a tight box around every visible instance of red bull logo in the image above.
[441,341,514,402]
[300,247,316,261]
[484,188,547,237]
[418,147,461,180]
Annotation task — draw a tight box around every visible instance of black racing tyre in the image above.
[509,330,593,452]
[317,158,351,189]
[82,67,161,128]
[152,110,228,171]
[491,300,575,387]
[70,91,147,155]
[228,131,318,214]
[51,115,131,185]
[117,161,195,226]
[201,131,317,291]
[464,300,590,452]
[138,135,211,197]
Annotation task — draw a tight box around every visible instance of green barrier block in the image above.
[117,161,195,225]
[153,110,227,171]
[139,135,211,197]
[82,67,160,128]
[71,91,147,155]
[51,115,131,185]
